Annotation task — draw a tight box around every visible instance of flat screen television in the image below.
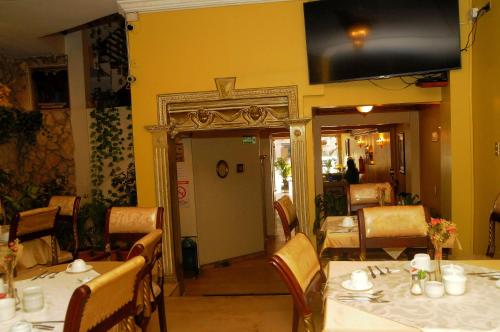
[303,0,461,84]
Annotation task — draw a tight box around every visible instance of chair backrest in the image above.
[9,206,60,242]
[127,229,163,264]
[358,205,430,260]
[348,182,395,214]
[274,195,299,241]
[64,255,146,332]
[491,193,500,219]
[104,207,163,259]
[269,233,325,320]
[49,196,81,252]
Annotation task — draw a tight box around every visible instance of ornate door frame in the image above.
[145,78,310,282]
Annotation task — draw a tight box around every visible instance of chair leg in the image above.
[157,291,167,332]
[292,304,299,332]
[51,235,58,265]
[486,218,496,257]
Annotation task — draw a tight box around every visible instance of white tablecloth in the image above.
[323,260,500,332]
[1,269,100,332]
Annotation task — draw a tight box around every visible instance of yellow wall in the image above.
[472,0,500,254]
[128,1,480,240]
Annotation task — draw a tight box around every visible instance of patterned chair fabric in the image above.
[104,207,163,261]
[358,205,431,260]
[9,206,60,265]
[486,193,500,257]
[64,255,146,332]
[127,230,166,332]
[270,233,325,332]
[348,182,395,214]
[274,195,299,241]
[48,195,81,262]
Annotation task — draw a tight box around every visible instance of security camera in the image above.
[127,75,137,83]
[126,24,134,31]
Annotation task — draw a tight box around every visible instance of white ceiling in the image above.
[0,0,119,58]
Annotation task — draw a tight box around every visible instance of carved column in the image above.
[148,128,177,282]
[288,119,311,236]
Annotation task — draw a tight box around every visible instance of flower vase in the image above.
[433,241,443,282]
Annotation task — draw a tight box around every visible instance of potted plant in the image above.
[274,157,291,192]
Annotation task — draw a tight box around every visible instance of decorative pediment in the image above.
[147,77,298,136]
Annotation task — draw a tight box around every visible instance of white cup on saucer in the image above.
[443,274,467,295]
[9,321,32,332]
[350,269,369,289]
[67,259,88,273]
[410,253,431,271]
[0,298,16,321]
[341,217,354,227]
[441,264,464,276]
[22,286,44,312]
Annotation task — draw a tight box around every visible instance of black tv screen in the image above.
[303,0,461,84]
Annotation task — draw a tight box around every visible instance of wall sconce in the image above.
[376,134,387,148]
[355,135,366,148]
[356,105,373,113]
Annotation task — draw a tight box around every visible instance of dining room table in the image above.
[319,216,456,259]
[322,259,500,332]
[1,261,122,332]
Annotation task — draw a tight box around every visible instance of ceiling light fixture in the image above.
[356,105,373,113]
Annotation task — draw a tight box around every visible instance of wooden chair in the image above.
[269,233,325,332]
[127,230,166,332]
[486,193,500,257]
[274,195,299,241]
[104,207,163,261]
[347,182,395,215]
[63,255,146,332]
[9,206,60,265]
[48,195,81,262]
[358,205,431,261]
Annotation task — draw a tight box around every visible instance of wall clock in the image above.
[216,160,229,178]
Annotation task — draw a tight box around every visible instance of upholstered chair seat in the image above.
[348,182,395,215]
[270,233,325,332]
[358,205,431,260]
[64,255,146,332]
[274,195,299,241]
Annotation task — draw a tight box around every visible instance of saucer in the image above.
[341,280,373,291]
[66,265,93,274]
[340,223,354,228]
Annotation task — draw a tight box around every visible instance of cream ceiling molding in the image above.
[117,0,289,13]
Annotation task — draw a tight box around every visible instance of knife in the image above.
[367,266,376,279]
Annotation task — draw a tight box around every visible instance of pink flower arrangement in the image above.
[428,218,457,244]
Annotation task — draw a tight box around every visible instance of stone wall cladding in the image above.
[22,109,76,192]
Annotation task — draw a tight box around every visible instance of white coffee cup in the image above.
[0,298,16,321]
[443,274,467,295]
[22,286,44,312]
[9,321,32,332]
[350,269,369,289]
[68,259,87,272]
[341,217,354,227]
[441,264,464,276]
[410,253,431,271]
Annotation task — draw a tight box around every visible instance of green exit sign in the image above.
[242,136,256,144]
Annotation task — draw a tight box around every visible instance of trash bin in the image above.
[181,237,199,277]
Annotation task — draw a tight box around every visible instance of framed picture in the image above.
[398,132,405,174]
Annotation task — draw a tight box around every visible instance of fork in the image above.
[48,272,60,279]
[385,267,392,274]
[337,297,389,303]
[374,265,386,275]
